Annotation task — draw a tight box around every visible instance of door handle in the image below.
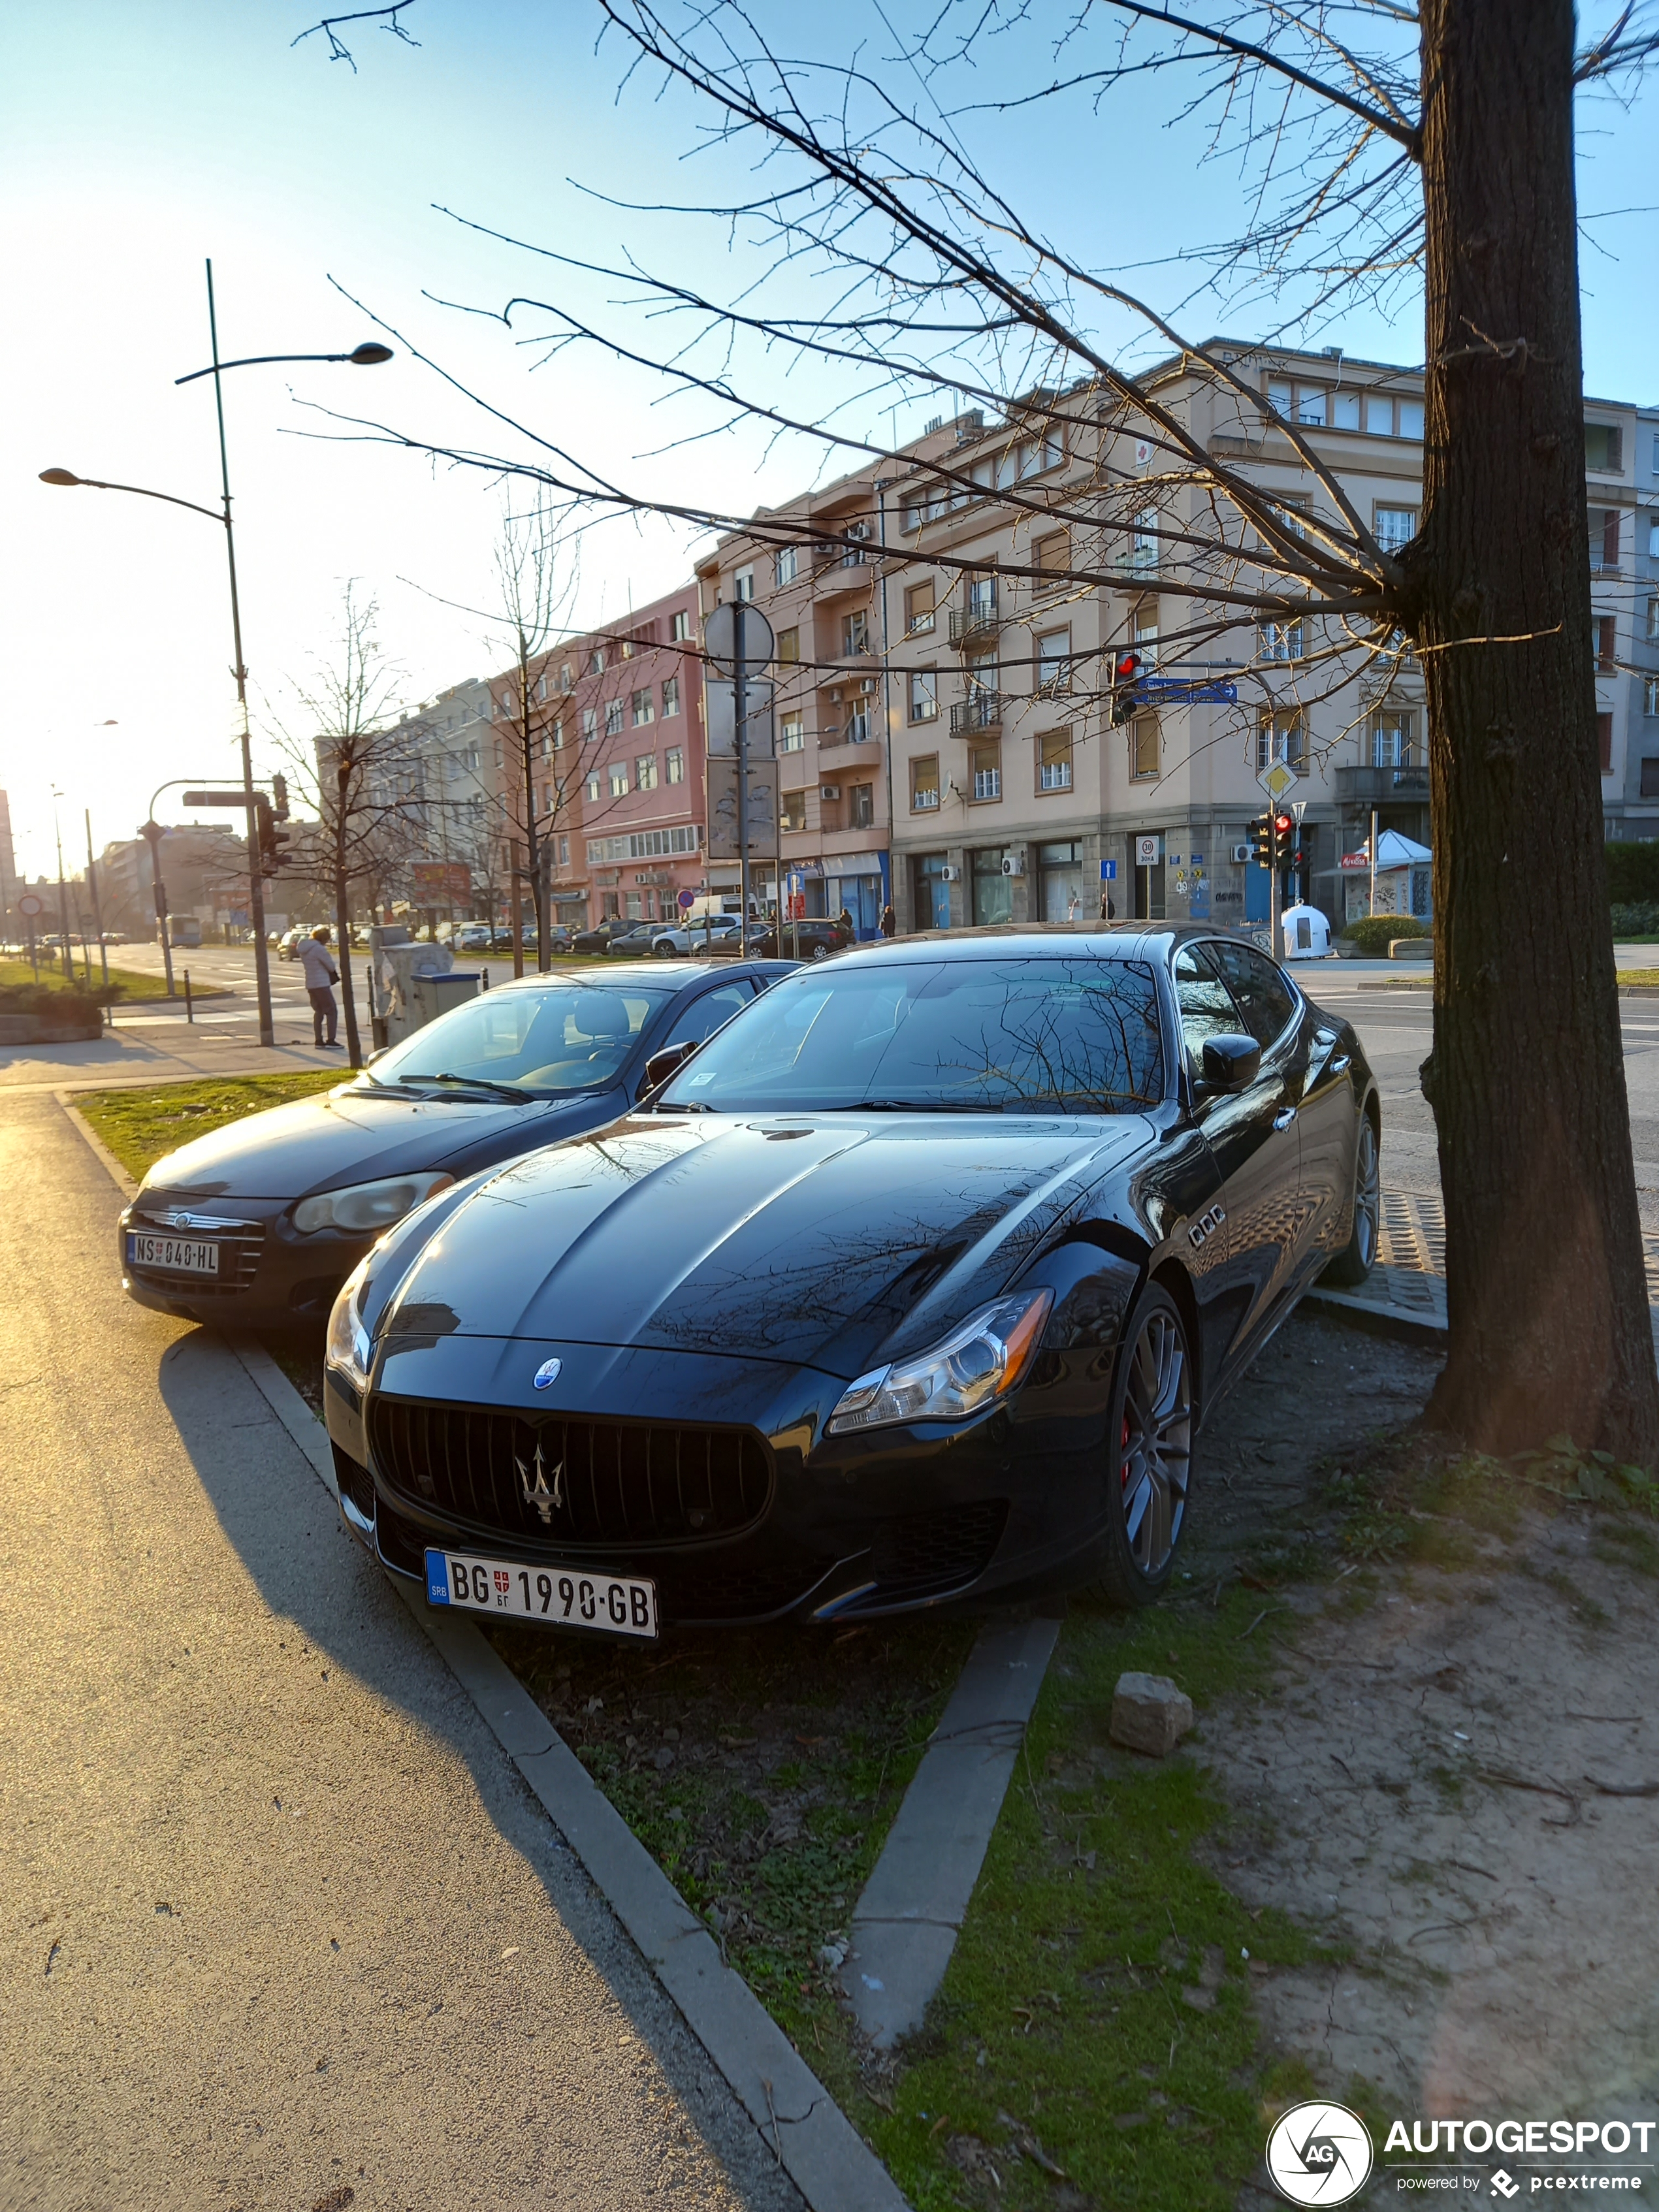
[1330,1053,1351,1074]
[1274,1107,1298,1130]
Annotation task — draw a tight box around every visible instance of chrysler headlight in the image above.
[294,1170,453,1236]
[826,1289,1054,1435]
[325,1255,376,1390]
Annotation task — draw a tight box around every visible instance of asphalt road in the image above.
[0,1088,800,2212]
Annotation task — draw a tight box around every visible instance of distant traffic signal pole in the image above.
[39,264,391,1046]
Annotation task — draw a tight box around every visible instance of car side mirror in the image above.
[1200,1034,1261,1093]
[640,1039,697,1097]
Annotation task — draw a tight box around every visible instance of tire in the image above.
[1323,1109,1380,1287]
[810,943,830,961]
[1094,1283,1194,1609]
[652,940,677,958]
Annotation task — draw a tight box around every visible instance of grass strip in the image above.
[0,955,228,999]
[75,1072,344,1181]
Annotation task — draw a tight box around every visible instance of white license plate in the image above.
[127,1233,221,1275]
[425,1549,658,1639]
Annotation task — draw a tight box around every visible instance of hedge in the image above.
[1611,903,1659,937]
[0,982,119,1016]
[1342,915,1429,956]
[1606,844,1659,905]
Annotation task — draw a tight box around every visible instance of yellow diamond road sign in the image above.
[1257,760,1297,803]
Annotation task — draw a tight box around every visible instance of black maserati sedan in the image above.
[322,927,1379,1633]
[119,961,792,1327]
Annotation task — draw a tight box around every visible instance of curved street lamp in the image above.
[39,261,391,1048]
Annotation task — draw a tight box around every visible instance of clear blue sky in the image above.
[3,1,1652,882]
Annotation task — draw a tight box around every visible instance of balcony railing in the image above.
[950,691,1007,735]
[949,600,1000,646]
[1335,764,1429,803]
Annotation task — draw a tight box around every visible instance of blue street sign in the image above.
[1099,860,1118,881]
[1136,678,1240,704]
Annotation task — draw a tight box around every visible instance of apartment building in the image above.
[370,677,498,918]
[487,581,706,930]
[1590,399,1659,835]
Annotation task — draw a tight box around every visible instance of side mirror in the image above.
[640,1039,697,1096]
[1200,1034,1261,1093]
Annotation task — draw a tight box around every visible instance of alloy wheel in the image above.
[1118,1307,1192,1579]
[1353,1115,1380,1270]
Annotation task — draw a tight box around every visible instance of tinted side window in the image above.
[1172,945,1246,1081]
[1210,944,1297,1049]
[666,982,754,1050]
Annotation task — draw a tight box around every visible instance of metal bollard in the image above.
[184,969,193,1024]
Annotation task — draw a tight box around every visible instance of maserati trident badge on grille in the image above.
[532,1357,562,1390]
[516,1438,565,1524]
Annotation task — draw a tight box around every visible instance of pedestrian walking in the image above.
[879,901,896,939]
[836,905,856,943]
[299,925,341,1048]
[1099,887,1116,922]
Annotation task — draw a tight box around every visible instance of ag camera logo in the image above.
[1265,2101,1375,2204]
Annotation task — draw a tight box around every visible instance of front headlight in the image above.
[294,1170,453,1236]
[826,1289,1054,1435]
[325,1255,376,1390]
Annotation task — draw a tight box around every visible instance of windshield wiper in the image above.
[826,1098,995,1113]
[397,1072,534,1102]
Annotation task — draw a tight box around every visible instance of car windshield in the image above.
[370,983,674,1096]
[657,957,1164,1114]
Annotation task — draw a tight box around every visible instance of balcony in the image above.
[1336,764,1430,804]
[949,600,1001,647]
[950,691,1007,736]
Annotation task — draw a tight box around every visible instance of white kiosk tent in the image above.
[1342,828,1432,925]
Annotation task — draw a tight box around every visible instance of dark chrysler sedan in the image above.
[119,961,792,1327]
[323,929,1379,1635]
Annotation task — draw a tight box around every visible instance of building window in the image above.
[1036,627,1072,695]
[1134,604,1159,666]
[636,753,658,790]
[551,720,565,752]
[1269,377,1423,440]
[671,611,690,642]
[654,677,677,720]
[1645,679,1659,719]
[775,547,798,586]
[1641,758,1659,797]
[620,636,635,660]
[909,668,939,723]
[1037,839,1084,923]
[1599,713,1614,773]
[587,770,602,801]
[733,567,755,601]
[1585,423,1624,473]
[632,687,654,726]
[965,571,998,622]
[1590,509,1621,571]
[665,746,685,784]
[1130,509,1159,569]
[971,846,1012,927]
[560,662,574,690]
[848,782,875,829]
[581,707,598,741]
[605,699,624,736]
[589,647,606,675]
[779,713,805,753]
[970,742,1001,801]
[558,835,570,868]
[1037,729,1073,792]
[1257,713,1306,774]
[910,754,941,810]
[1131,716,1160,779]
[841,610,870,656]
[609,763,629,797]
[1259,619,1305,662]
[1371,713,1414,767]
[781,788,807,832]
[1374,505,1418,552]
[1647,595,1659,641]
[905,581,935,635]
[777,626,799,664]
[1033,530,1070,594]
[1596,615,1617,670]
[843,704,871,745]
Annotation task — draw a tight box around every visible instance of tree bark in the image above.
[335,865,362,1068]
[1411,0,1659,1460]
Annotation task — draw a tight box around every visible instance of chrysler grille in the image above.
[368,1398,774,1548]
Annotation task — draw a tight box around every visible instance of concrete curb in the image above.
[57,1093,140,1198]
[848,1614,1060,2047]
[1300,1284,1447,1343]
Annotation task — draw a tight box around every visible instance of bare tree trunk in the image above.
[1412,0,1659,1461]
[334,865,362,1067]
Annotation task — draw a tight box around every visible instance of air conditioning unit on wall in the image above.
[1001,852,1026,878]
[1230,842,1251,864]
[820,784,841,801]
[861,678,878,696]
[940,865,961,882]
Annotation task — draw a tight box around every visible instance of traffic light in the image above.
[270,772,289,822]
[1272,811,1295,869]
[1109,650,1144,725]
[255,797,292,878]
[1249,814,1274,865]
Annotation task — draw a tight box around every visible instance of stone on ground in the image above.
[1109,1671,1195,1757]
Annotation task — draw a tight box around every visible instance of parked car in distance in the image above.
[602,923,670,959]
[452,923,495,954]
[649,914,743,957]
[323,925,1379,1635]
[748,918,854,961]
[118,959,796,1329]
[277,927,308,961]
[572,920,628,955]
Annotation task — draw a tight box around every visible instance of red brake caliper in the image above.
[1121,1409,1131,1488]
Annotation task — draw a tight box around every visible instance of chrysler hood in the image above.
[143,1083,614,1200]
[378,1110,1154,1379]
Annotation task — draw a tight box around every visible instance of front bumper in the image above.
[120,1195,374,1328]
[325,1333,1118,1631]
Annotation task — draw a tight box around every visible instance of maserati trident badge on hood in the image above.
[532,1356,563,1390]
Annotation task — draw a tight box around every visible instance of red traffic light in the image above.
[1113,651,1143,684]
[1274,812,1294,836]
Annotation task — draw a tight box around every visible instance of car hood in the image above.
[142,1083,622,1201]
[377,1109,1154,1379]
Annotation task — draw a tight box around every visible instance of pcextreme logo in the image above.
[1266,2102,1376,2204]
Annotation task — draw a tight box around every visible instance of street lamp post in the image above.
[39,264,391,1045]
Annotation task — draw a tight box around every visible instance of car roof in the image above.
[842,923,1238,965]
[485,959,792,993]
